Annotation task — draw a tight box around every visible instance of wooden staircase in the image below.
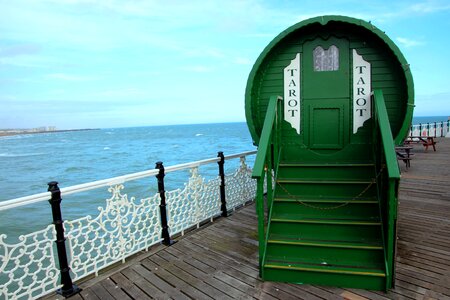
[262,162,387,290]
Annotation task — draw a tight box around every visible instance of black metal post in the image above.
[155,162,174,246]
[434,122,437,138]
[48,181,80,298]
[218,151,228,217]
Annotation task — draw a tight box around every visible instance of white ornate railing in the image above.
[409,120,450,137]
[0,151,257,300]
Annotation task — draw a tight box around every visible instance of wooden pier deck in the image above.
[46,138,450,300]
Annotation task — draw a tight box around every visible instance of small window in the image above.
[313,45,339,71]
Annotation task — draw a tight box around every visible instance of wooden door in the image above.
[302,37,350,151]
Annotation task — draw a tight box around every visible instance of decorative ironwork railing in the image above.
[0,151,257,300]
[409,120,450,137]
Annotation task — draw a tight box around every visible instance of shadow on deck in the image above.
[46,139,450,300]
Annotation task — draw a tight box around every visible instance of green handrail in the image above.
[373,90,400,180]
[372,89,400,290]
[252,95,282,274]
[252,95,282,179]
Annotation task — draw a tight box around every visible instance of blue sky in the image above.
[1,0,449,129]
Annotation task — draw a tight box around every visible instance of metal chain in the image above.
[274,165,386,210]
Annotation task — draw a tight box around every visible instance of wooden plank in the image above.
[340,290,370,300]
[89,281,116,300]
[213,270,262,296]
[259,281,317,300]
[394,279,428,296]
[255,292,281,300]
[98,278,132,300]
[265,283,324,300]
[66,294,84,300]
[153,244,259,299]
[131,264,190,300]
[395,272,450,295]
[345,289,391,300]
[174,241,259,277]
[140,259,213,300]
[164,263,234,300]
[203,276,253,299]
[121,267,168,299]
[187,234,258,267]
[109,272,150,300]
[163,258,211,280]
[79,288,100,300]
[397,256,449,274]
[294,285,343,300]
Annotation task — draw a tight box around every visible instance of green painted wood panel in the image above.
[246,16,414,148]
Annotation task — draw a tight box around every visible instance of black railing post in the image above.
[155,162,174,246]
[48,181,80,298]
[218,151,228,217]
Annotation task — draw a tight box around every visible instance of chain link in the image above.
[274,165,385,210]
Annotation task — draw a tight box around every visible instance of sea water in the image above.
[1,117,447,240]
[412,116,449,124]
[0,122,256,241]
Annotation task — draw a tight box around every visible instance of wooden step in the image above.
[269,217,382,240]
[277,179,373,184]
[263,258,386,290]
[268,234,383,250]
[270,213,381,226]
[274,196,378,204]
[263,158,386,290]
[277,163,376,181]
[271,200,379,219]
[279,163,375,167]
[265,234,384,264]
[275,180,377,198]
[264,259,385,277]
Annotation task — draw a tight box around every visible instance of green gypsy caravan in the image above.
[247,16,414,291]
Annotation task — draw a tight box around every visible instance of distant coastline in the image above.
[0,128,99,137]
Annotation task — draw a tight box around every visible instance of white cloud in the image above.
[181,65,213,73]
[184,47,225,59]
[233,57,253,65]
[396,37,425,48]
[410,0,450,13]
[46,73,99,81]
[93,87,148,98]
[0,54,58,69]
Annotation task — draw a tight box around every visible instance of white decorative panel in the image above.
[0,226,60,300]
[65,184,162,281]
[166,167,221,236]
[353,49,372,133]
[225,157,257,209]
[284,53,301,134]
